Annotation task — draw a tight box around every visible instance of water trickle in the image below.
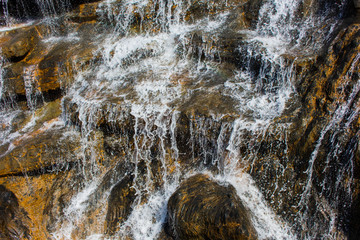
[297,52,360,239]
[23,65,43,110]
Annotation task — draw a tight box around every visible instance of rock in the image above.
[243,0,263,28]
[1,63,27,97]
[0,185,31,239]
[165,174,257,240]
[349,182,360,240]
[0,0,103,23]
[157,229,174,240]
[246,23,360,237]
[0,27,38,62]
[0,20,100,106]
[0,126,80,177]
[67,1,101,23]
[105,174,136,235]
[0,0,358,239]
[0,0,42,22]
[42,169,84,235]
[36,42,74,95]
[184,0,249,24]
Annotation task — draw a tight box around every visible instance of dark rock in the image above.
[157,229,174,240]
[0,185,31,239]
[349,177,360,240]
[165,174,257,240]
[0,0,103,22]
[1,63,26,97]
[243,0,263,28]
[0,0,42,22]
[247,23,360,238]
[184,0,247,23]
[105,174,136,235]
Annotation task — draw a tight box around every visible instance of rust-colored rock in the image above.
[0,125,80,177]
[0,27,38,62]
[67,1,101,23]
[165,174,257,240]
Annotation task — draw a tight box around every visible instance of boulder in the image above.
[0,185,31,239]
[165,174,257,240]
[105,174,136,235]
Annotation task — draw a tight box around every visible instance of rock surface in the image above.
[105,174,136,235]
[0,185,31,240]
[165,174,257,240]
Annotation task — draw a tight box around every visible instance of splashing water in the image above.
[52,0,350,239]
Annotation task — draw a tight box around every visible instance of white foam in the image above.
[219,172,296,240]
[117,183,178,240]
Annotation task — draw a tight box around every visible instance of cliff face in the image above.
[0,0,359,239]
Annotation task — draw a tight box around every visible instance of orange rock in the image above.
[0,27,38,62]
[0,127,80,177]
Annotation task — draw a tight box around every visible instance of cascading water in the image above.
[0,0,357,239]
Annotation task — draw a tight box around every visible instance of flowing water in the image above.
[0,0,356,239]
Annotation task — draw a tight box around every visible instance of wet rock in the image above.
[165,174,257,240]
[0,20,100,106]
[174,112,234,172]
[0,0,42,22]
[0,0,358,239]
[184,0,247,23]
[42,169,85,234]
[0,0,103,23]
[0,27,38,62]
[157,229,174,240]
[1,63,27,97]
[0,126,80,177]
[67,1,101,23]
[179,91,238,117]
[105,174,136,235]
[37,42,74,94]
[350,177,360,240]
[243,0,263,28]
[0,185,31,239]
[289,24,360,168]
[247,23,360,237]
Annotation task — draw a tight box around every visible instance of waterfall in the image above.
[0,0,356,239]
[60,0,294,238]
